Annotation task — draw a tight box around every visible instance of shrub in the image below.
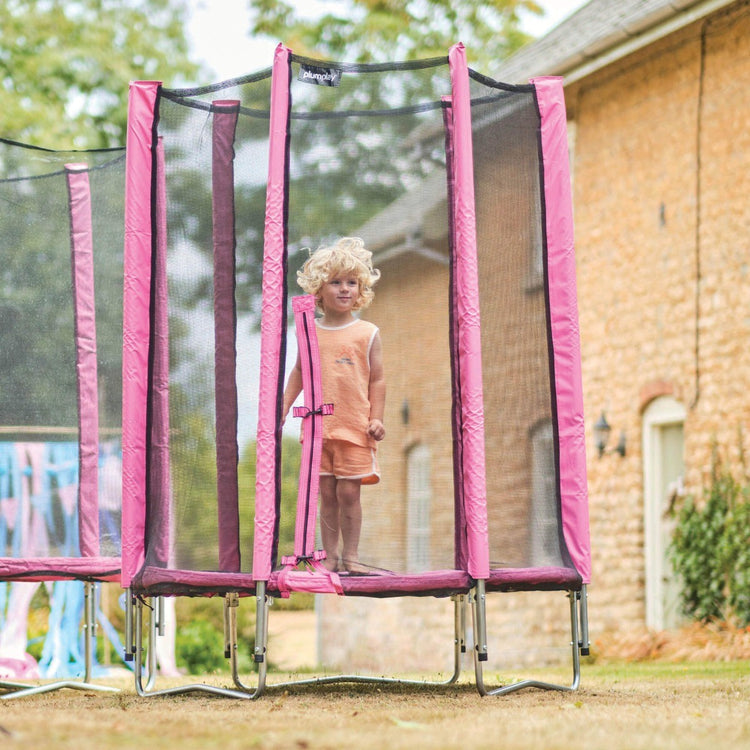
[670,469,750,626]
[174,619,227,674]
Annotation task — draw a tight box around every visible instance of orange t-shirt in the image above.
[315,318,378,448]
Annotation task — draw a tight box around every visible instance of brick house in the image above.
[317,0,750,671]
[495,0,750,635]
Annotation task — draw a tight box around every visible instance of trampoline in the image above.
[0,138,125,697]
[122,43,590,698]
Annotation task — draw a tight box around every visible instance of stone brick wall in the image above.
[569,2,750,634]
[315,2,750,673]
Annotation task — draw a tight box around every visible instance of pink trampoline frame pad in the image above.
[0,557,121,583]
[531,76,591,584]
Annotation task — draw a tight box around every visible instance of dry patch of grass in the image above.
[0,659,748,750]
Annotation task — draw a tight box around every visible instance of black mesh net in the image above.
[0,139,124,562]
[142,56,574,584]
[469,74,572,572]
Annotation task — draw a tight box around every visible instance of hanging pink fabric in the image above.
[448,43,490,580]
[65,164,100,557]
[254,44,291,581]
[122,79,161,588]
[531,76,591,584]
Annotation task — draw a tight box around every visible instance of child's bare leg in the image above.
[337,479,367,573]
[319,476,340,571]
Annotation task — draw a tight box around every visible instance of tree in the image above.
[249,0,543,70]
[0,0,200,148]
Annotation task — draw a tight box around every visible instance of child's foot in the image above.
[342,558,370,575]
[321,555,338,572]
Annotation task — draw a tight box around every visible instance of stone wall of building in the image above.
[569,3,750,634]
[313,3,750,671]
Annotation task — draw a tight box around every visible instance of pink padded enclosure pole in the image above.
[254,44,291,580]
[122,80,161,588]
[531,76,591,583]
[65,164,100,557]
[212,100,241,572]
[448,43,490,580]
[150,137,172,567]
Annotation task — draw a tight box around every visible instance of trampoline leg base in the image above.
[472,582,588,697]
[249,592,467,694]
[126,588,252,700]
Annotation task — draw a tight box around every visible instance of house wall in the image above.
[567,2,750,634]
[317,2,750,673]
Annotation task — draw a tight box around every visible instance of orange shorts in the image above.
[320,439,380,485]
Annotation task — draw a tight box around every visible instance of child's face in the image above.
[318,273,361,315]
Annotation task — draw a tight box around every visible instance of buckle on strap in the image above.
[293,403,334,419]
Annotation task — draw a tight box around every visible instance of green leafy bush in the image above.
[670,469,750,625]
[174,619,227,674]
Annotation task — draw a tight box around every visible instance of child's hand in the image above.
[367,419,385,441]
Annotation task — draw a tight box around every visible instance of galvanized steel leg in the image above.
[473,585,584,697]
[1,582,119,700]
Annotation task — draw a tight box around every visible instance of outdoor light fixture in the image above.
[400,398,410,426]
[593,411,626,458]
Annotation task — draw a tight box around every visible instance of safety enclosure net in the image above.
[122,47,589,598]
[0,139,124,578]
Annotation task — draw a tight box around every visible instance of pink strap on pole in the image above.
[65,164,100,558]
[290,295,329,560]
[122,80,161,588]
[531,76,591,584]
[448,43,490,580]
[254,44,291,581]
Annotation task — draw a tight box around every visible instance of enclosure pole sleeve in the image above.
[65,164,100,558]
[122,79,161,588]
[254,44,291,581]
[442,96,469,573]
[531,76,591,584]
[449,43,490,580]
[212,100,242,572]
[149,136,172,569]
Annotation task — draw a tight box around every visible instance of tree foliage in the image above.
[249,0,543,69]
[0,0,200,148]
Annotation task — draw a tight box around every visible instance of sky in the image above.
[186,0,590,83]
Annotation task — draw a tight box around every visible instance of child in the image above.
[282,237,385,574]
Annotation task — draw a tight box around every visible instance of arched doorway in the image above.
[642,396,686,629]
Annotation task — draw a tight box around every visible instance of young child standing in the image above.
[282,237,385,574]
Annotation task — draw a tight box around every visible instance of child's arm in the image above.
[367,331,386,441]
[282,352,303,423]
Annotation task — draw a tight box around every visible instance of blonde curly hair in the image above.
[297,237,381,312]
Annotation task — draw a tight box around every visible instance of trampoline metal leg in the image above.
[124,587,135,662]
[229,583,268,698]
[473,584,583,697]
[579,584,590,656]
[131,593,250,699]
[1,582,120,700]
